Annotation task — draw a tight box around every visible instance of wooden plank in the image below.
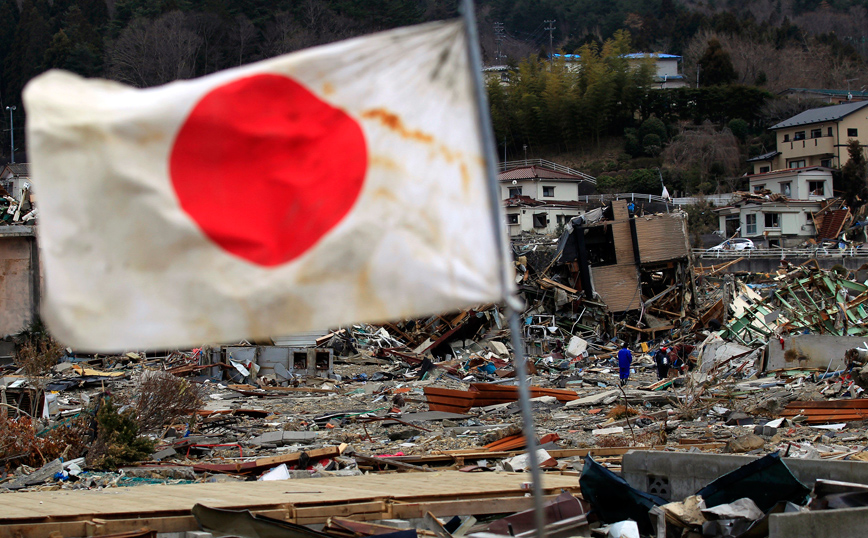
[538,277,579,294]
[255,445,342,467]
[294,501,387,521]
[390,495,564,520]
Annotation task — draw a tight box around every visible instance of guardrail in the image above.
[499,158,597,183]
[693,248,865,258]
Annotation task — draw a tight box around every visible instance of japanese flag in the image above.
[23,20,513,351]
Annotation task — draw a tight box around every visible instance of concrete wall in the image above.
[766,334,862,371]
[0,228,39,336]
[621,450,868,502]
[769,506,868,538]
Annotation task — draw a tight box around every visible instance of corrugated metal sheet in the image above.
[635,214,690,263]
[273,330,329,347]
[592,264,640,312]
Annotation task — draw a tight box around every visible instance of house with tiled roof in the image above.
[748,100,868,174]
[498,160,596,236]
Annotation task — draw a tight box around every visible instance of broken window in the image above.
[508,186,522,197]
[507,213,519,224]
[746,214,757,235]
[532,213,547,228]
[725,215,740,237]
[315,351,330,370]
[765,213,780,228]
[753,184,765,193]
[808,181,825,195]
[292,352,307,370]
[780,182,791,196]
[585,224,618,267]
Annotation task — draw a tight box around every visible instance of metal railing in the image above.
[672,194,738,206]
[694,247,867,259]
[578,193,672,205]
[499,158,597,183]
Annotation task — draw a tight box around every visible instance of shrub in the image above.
[133,371,203,432]
[86,396,155,471]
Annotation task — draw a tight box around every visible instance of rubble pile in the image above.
[4,201,868,537]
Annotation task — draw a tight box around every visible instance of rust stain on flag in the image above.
[321,82,335,96]
[369,155,404,172]
[370,187,399,203]
[361,109,434,144]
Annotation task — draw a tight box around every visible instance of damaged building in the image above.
[553,200,694,326]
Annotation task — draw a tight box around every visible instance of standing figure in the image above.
[654,346,669,380]
[617,343,633,386]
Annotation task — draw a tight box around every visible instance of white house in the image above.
[714,167,832,248]
[0,163,29,202]
[500,162,596,236]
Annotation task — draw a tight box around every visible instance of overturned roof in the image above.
[770,100,868,130]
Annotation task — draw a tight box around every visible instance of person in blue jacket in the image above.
[617,343,632,386]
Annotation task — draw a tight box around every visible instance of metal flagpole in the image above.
[459,2,547,538]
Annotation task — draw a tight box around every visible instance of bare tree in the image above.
[194,12,224,75]
[663,122,741,191]
[107,11,202,87]
[683,29,868,93]
[231,14,257,66]
[262,11,315,57]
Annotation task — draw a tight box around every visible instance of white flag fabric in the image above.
[24,20,513,351]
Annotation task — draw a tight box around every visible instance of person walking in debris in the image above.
[654,346,669,380]
[617,343,632,386]
[668,347,683,377]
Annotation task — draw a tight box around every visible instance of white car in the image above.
[707,238,755,252]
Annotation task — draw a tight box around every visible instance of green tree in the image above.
[727,118,749,142]
[840,139,868,207]
[697,38,737,86]
[3,0,52,106]
[43,29,73,69]
[639,115,667,143]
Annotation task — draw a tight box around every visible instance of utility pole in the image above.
[494,22,505,64]
[544,19,556,62]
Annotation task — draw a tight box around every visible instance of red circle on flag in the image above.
[169,74,368,267]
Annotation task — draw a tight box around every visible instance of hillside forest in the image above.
[2,0,868,201]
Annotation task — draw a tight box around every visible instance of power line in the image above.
[494,22,505,64]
